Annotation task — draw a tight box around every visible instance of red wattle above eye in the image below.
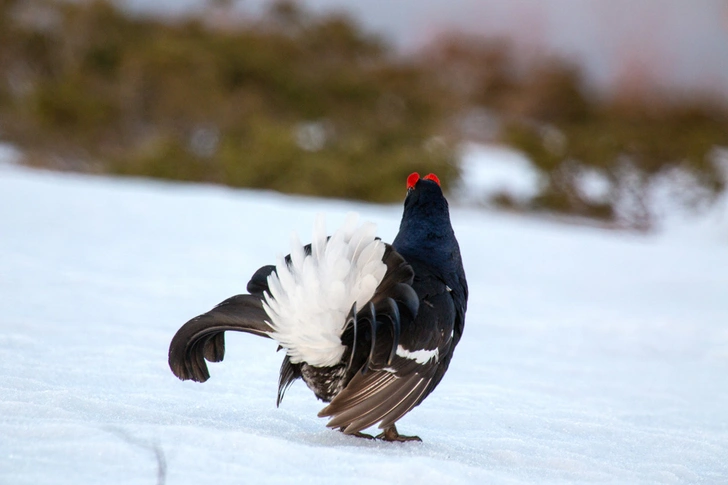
[424,173,440,186]
[407,172,420,190]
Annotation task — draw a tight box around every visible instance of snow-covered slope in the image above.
[1,164,727,484]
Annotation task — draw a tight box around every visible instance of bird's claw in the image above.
[375,425,422,442]
[342,424,421,442]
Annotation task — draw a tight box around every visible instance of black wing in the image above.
[338,244,419,375]
[319,258,461,435]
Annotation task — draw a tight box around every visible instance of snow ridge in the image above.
[263,213,387,366]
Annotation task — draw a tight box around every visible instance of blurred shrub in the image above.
[0,0,458,202]
[426,34,728,229]
[2,1,727,227]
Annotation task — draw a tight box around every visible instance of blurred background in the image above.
[1,0,727,230]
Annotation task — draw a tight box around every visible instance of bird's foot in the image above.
[375,425,422,442]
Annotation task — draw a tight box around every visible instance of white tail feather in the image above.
[263,213,386,366]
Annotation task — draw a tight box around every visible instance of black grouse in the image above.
[168,172,468,442]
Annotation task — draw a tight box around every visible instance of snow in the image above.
[454,143,540,206]
[1,161,727,484]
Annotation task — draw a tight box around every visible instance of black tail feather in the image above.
[203,332,226,362]
[168,294,272,382]
[363,302,378,374]
[246,265,276,296]
[384,297,400,365]
[277,355,301,407]
[345,302,358,373]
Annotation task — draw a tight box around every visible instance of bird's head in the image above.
[403,172,446,210]
[407,172,440,191]
[393,171,459,271]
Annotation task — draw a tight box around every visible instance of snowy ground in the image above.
[1,158,727,484]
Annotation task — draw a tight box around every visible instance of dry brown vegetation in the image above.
[1,1,726,228]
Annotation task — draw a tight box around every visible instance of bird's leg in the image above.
[375,424,422,442]
[339,428,375,440]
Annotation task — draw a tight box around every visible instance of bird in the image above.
[168,172,468,442]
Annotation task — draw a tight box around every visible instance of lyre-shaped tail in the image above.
[168,294,273,382]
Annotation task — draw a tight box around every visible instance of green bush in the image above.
[0,0,458,200]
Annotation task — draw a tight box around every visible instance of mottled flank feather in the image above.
[263,213,387,367]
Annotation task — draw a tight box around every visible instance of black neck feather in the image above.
[392,181,462,278]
